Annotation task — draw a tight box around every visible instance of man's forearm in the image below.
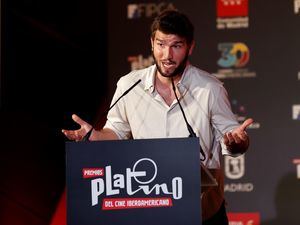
[89,128,119,141]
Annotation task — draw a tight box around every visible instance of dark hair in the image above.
[151,10,194,45]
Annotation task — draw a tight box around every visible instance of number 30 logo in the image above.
[217,42,250,68]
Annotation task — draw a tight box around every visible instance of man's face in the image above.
[151,30,194,78]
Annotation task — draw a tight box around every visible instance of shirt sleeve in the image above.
[210,84,240,156]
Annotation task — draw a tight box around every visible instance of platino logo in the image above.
[87,158,182,210]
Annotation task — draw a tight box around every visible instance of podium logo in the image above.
[293,159,300,179]
[295,0,300,14]
[128,54,154,71]
[216,0,249,29]
[127,3,176,19]
[292,105,300,120]
[225,155,245,179]
[85,158,182,210]
[227,212,260,225]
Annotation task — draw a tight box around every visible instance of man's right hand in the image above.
[62,114,92,141]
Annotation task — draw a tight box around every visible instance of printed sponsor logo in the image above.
[128,54,154,70]
[231,99,260,129]
[225,155,245,179]
[293,159,300,179]
[295,0,300,14]
[224,155,254,193]
[215,42,256,79]
[216,0,249,29]
[217,0,248,17]
[217,42,250,68]
[227,212,260,225]
[127,2,176,19]
[292,105,300,120]
[86,158,182,210]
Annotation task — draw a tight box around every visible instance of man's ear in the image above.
[188,40,195,55]
[150,37,154,51]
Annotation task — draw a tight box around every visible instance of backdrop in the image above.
[1,0,300,225]
[106,1,300,224]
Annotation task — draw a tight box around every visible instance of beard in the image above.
[153,52,189,78]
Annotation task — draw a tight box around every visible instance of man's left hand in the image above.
[223,118,254,154]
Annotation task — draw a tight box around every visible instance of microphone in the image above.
[82,79,142,141]
[171,77,206,161]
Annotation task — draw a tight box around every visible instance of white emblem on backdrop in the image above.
[225,155,245,179]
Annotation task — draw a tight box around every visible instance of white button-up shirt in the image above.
[104,64,240,219]
[104,64,239,167]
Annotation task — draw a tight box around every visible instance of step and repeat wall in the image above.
[106,0,300,224]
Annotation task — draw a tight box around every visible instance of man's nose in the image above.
[163,46,173,59]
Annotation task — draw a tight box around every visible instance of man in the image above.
[62,10,253,224]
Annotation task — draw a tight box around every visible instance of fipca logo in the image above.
[127,2,176,19]
[292,104,300,120]
[84,158,182,210]
[231,99,260,129]
[293,159,300,179]
[227,212,260,225]
[224,155,254,192]
[128,54,154,71]
[215,42,256,79]
[295,0,300,14]
[216,0,249,29]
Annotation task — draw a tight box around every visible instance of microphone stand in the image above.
[171,77,206,161]
[82,79,142,141]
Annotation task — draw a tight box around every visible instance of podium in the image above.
[66,137,216,225]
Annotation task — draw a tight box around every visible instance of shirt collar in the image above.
[144,65,156,93]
